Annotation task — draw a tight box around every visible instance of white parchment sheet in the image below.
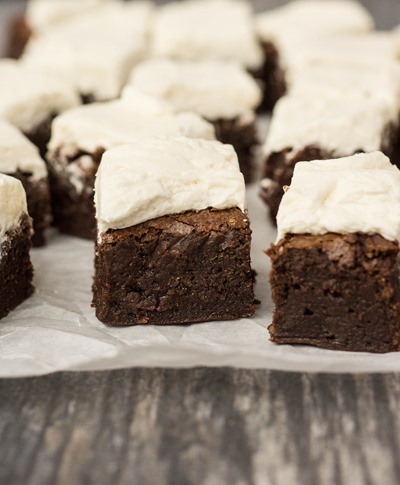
[2,184,400,377]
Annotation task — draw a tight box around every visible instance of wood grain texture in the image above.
[1,369,400,485]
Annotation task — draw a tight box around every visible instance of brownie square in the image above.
[46,98,215,239]
[261,89,400,222]
[125,59,262,183]
[267,152,400,353]
[93,208,256,326]
[268,233,400,353]
[93,136,254,325]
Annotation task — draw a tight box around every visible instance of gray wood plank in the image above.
[1,370,400,485]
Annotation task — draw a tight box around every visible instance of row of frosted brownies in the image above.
[2,0,400,353]
[2,146,400,354]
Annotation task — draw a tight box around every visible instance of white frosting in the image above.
[48,97,215,155]
[278,32,399,71]
[152,0,263,70]
[276,152,400,242]
[0,174,28,246]
[23,2,154,100]
[26,0,118,32]
[257,0,374,43]
[126,59,262,120]
[0,121,47,180]
[289,60,400,108]
[121,86,176,116]
[0,59,80,133]
[95,137,246,234]
[264,93,396,157]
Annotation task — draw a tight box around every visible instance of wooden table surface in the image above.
[2,1,400,484]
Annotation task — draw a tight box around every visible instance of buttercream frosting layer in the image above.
[48,96,215,155]
[126,59,262,120]
[95,137,246,234]
[0,59,79,133]
[23,2,154,100]
[152,0,263,69]
[0,174,28,246]
[277,152,400,242]
[0,120,47,180]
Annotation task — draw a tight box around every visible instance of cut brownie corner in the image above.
[93,208,256,326]
[267,233,400,353]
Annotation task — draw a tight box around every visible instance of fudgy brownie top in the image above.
[276,151,400,243]
[275,232,399,258]
[47,94,215,156]
[100,206,251,245]
[95,137,246,234]
[0,120,47,180]
[152,0,263,70]
[126,59,262,120]
[0,59,79,133]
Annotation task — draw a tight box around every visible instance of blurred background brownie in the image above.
[267,152,400,353]
[255,0,375,109]
[125,58,262,182]
[93,137,255,326]
[0,174,34,320]
[0,120,51,247]
[152,0,263,71]
[7,0,118,59]
[260,70,400,221]
[21,1,154,103]
[0,59,80,158]
[46,91,215,239]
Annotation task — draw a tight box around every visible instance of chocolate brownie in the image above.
[254,41,287,111]
[92,138,255,326]
[48,148,103,240]
[94,208,255,325]
[125,59,262,183]
[267,152,400,353]
[212,116,258,183]
[46,97,215,239]
[0,59,79,159]
[255,1,375,109]
[0,121,51,247]
[268,233,400,353]
[7,0,119,59]
[261,90,400,221]
[0,176,34,320]
[22,2,154,102]
[152,0,263,72]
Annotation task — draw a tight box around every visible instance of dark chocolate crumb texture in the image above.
[93,208,256,326]
[267,152,400,353]
[268,233,400,353]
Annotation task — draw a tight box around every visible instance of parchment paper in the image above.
[2,184,400,377]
